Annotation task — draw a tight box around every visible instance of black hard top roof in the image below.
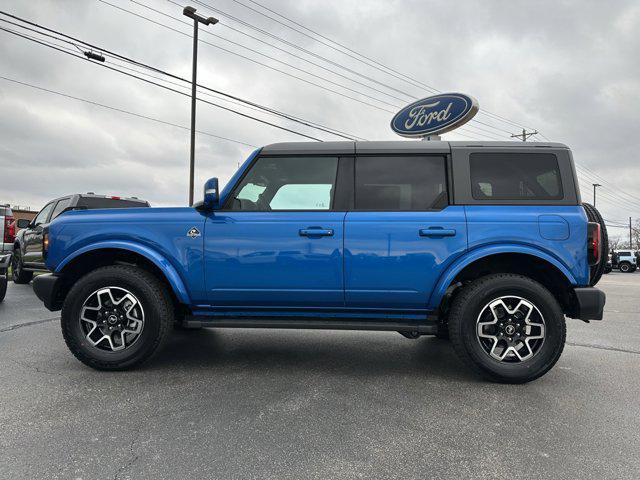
[260,140,569,155]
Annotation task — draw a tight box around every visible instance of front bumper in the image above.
[0,252,11,272]
[570,287,606,321]
[32,273,64,311]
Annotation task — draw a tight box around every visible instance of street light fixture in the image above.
[592,183,601,207]
[183,6,218,206]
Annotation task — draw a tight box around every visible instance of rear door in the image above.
[344,154,467,310]
[204,155,349,308]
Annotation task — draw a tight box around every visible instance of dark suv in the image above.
[12,194,149,283]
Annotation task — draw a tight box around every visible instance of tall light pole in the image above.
[592,183,601,207]
[183,6,218,206]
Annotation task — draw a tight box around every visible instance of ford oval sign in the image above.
[390,93,479,137]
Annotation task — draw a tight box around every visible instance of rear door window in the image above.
[470,153,563,200]
[354,156,447,211]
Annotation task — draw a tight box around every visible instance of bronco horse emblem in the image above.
[187,227,201,238]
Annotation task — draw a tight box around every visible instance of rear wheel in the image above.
[61,265,173,370]
[619,262,632,273]
[448,274,566,384]
[12,250,33,284]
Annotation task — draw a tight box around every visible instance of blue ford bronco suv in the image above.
[33,141,607,383]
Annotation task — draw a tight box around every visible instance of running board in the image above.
[183,315,438,334]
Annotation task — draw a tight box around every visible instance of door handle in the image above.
[419,228,456,237]
[299,228,334,237]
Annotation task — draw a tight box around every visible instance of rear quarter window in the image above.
[77,198,149,209]
[470,153,563,200]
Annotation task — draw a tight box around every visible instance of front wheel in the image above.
[0,274,7,302]
[12,250,33,284]
[448,274,566,384]
[61,265,174,370]
[619,262,632,273]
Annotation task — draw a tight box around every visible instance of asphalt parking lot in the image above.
[1,274,639,480]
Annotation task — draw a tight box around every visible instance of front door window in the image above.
[229,156,338,211]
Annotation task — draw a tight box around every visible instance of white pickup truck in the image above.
[0,204,15,302]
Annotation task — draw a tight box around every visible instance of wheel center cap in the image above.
[107,314,119,325]
[505,324,516,335]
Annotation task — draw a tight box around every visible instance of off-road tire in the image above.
[61,265,173,370]
[582,202,608,286]
[12,250,33,284]
[448,274,566,384]
[0,275,7,302]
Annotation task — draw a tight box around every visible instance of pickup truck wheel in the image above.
[0,274,7,302]
[619,262,632,273]
[12,250,33,284]
[448,274,566,384]
[61,265,173,370]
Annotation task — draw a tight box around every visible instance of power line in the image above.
[0,75,257,147]
[0,24,325,141]
[218,0,537,132]
[156,0,413,104]
[0,10,371,140]
[95,0,401,114]
[0,9,359,141]
[188,0,516,136]
[101,0,516,140]
[0,10,488,143]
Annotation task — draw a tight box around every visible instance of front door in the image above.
[23,201,55,265]
[205,155,346,308]
[344,155,467,310]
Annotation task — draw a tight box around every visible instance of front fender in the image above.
[427,244,578,310]
[56,240,191,304]
[14,231,25,255]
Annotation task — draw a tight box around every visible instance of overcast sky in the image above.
[1,0,639,238]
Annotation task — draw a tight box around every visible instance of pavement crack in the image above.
[113,422,144,480]
[0,317,58,333]
[10,359,63,376]
[566,342,640,355]
[112,410,169,480]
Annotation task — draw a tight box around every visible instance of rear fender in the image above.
[56,240,190,304]
[427,244,578,310]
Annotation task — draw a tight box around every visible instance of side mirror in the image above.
[16,218,31,229]
[203,177,219,210]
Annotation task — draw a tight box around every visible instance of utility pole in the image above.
[592,183,601,207]
[183,6,218,206]
[630,217,633,250]
[510,128,539,141]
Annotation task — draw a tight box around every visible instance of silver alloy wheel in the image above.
[476,296,546,362]
[79,286,145,352]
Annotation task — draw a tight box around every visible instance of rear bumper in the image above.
[32,273,64,311]
[570,287,606,321]
[0,252,11,272]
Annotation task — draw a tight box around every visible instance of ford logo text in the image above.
[391,93,479,137]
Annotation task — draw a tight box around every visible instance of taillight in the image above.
[587,222,601,266]
[3,215,15,243]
